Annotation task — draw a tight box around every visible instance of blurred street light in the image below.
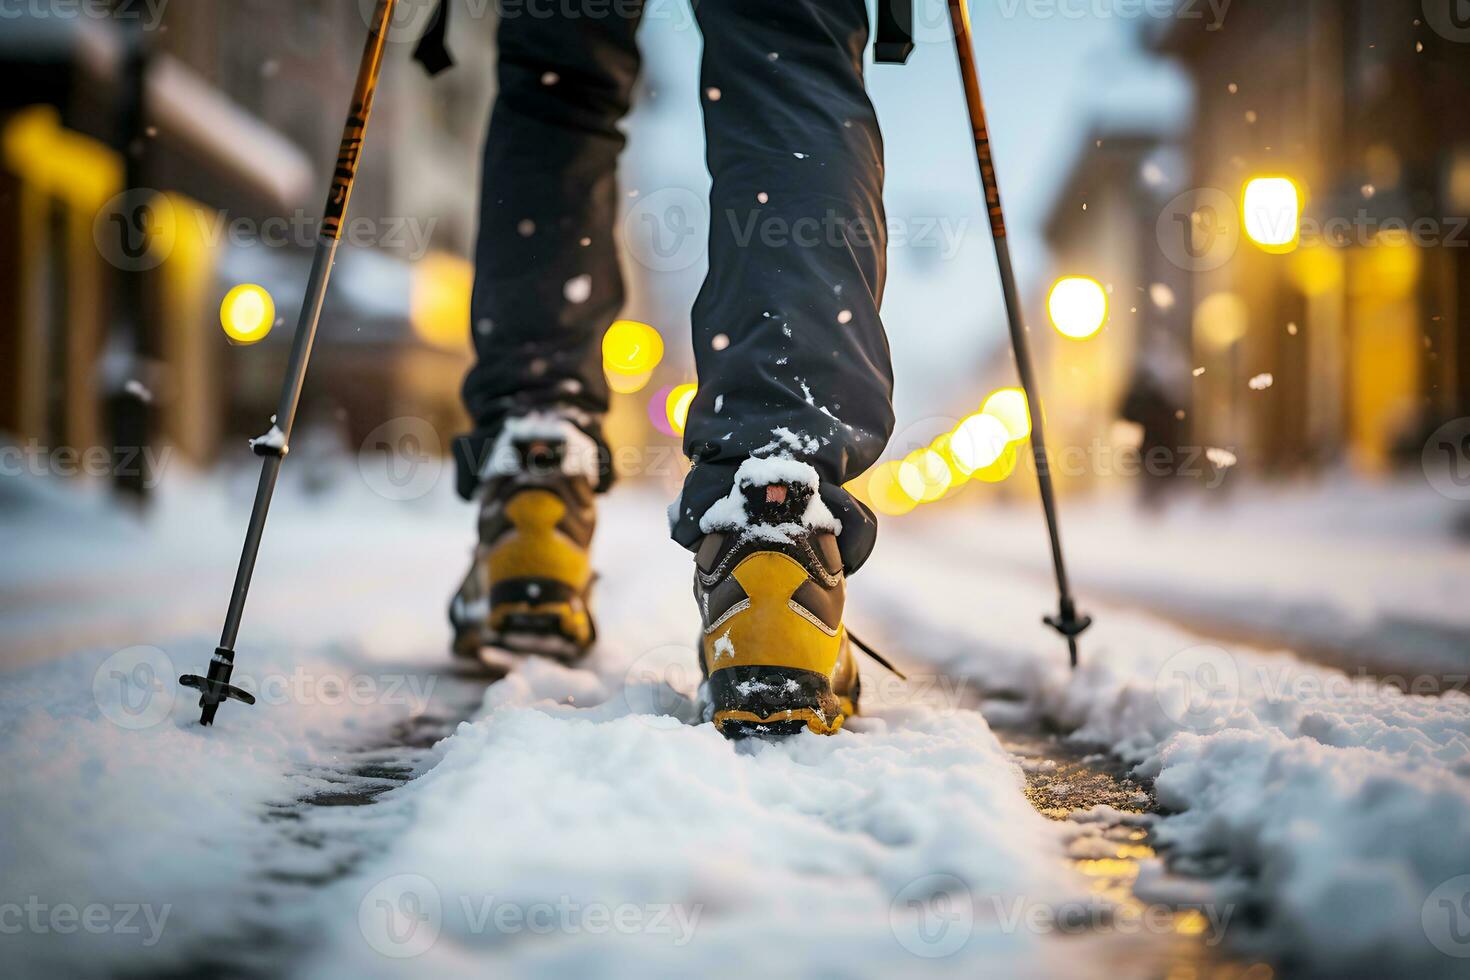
[1242,176,1303,253]
[867,460,919,516]
[950,412,1010,471]
[981,388,1032,442]
[1047,276,1109,339]
[904,448,952,502]
[603,319,664,394]
[410,252,473,351]
[220,283,275,345]
[666,383,697,436]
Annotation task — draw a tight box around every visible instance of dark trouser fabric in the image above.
[460,0,893,574]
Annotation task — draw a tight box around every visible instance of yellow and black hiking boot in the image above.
[450,415,598,663]
[694,460,859,739]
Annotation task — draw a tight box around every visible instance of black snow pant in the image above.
[457,0,894,574]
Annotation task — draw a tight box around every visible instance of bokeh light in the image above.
[867,461,919,516]
[951,412,1011,471]
[220,284,275,345]
[603,320,664,377]
[981,388,1031,442]
[972,443,1019,483]
[410,253,473,351]
[1242,176,1303,253]
[610,369,653,395]
[666,383,697,436]
[903,448,952,502]
[1047,276,1108,339]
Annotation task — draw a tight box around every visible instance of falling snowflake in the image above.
[1248,373,1274,391]
[714,395,724,413]
[124,379,152,404]
[1193,367,1206,377]
[579,236,591,247]
[476,318,495,336]
[1206,447,1238,469]
[836,309,852,325]
[517,219,536,237]
[563,275,592,304]
[1287,322,1298,336]
[711,333,730,351]
[793,152,809,160]
[756,192,769,204]
[706,87,722,101]
[1149,283,1175,310]
[541,71,559,86]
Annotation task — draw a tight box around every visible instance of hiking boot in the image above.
[693,458,858,738]
[450,414,598,661]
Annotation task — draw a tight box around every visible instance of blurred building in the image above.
[1,0,496,490]
[1032,0,1470,495]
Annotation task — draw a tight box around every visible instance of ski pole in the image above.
[181,0,400,724]
[945,0,1091,667]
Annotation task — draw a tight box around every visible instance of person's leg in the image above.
[676,0,892,575]
[449,3,644,660]
[455,2,646,497]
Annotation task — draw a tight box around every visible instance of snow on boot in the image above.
[450,414,598,662]
[693,457,858,739]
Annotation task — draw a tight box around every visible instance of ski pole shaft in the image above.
[946,0,1090,666]
[190,0,399,724]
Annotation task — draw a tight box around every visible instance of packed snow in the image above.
[3,465,1468,976]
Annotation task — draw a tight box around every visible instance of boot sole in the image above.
[707,665,855,739]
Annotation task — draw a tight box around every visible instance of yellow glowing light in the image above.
[1288,242,1344,297]
[410,252,474,351]
[220,284,276,345]
[608,369,653,394]
[867,461,918,516]
[951,412,1011,471]
[602,319,665,376]
[972,444,1019,483]
[1242,176,1303,253]
[666,383,697,435]
[931,433,974,483]
[1194,292,1250,351]
[904,448,952,503]
[1047,276,1109,339]
[1366,229,1421,299]
[981,388,1032,442]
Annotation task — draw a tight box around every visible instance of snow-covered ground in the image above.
[905,476,1470,676]
[3,466,1468,977]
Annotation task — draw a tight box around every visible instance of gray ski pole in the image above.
[946,0,1091,667]
[181,0,401,724]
